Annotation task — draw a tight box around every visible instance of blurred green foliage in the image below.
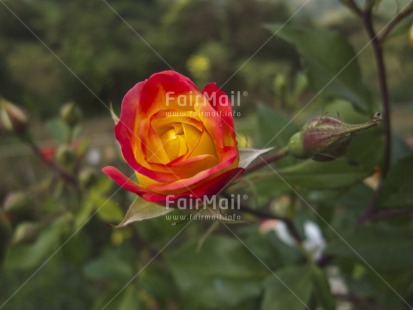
[0,0,298,118]
[1,0,413,309]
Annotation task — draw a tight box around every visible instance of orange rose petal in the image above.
[194,101,224,151]
[139,72,198,115]
[139,120,170,165]
[150,111,203,133]
[146,146,238,193]
[165,167,245,207]
[187,129,217,158]
[177,135,188,157]
[167,154,218,179]
[116,120,177,182]
[102,166,146,196]
[202,83,237,147]
[182,123,201,153]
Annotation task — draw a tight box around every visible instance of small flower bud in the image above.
[288,113,382,161]
[274,74,287,100]
[56,145,77,168]
[12,222,39,245]
[3,191,32,221]
[60,101,82,127]
[0,99,28,135]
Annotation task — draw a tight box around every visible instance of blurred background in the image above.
[1,0,412,191]
[1,0,413,309]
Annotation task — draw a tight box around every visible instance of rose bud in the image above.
[0,99,28,135]
[12,222,39,245]
[102,71,243,207]
[56,145,77,168]
[3,191,33,224]
[274,74,287,102]
[288,113,382,161]
[60,101,82,127]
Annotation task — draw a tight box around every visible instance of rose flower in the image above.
[102,71,242,207]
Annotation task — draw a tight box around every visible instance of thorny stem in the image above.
[342,0,363,17]
[361,4,392,180]
[244,147,289,174]
[363,206,413,222]
[28,139,78,188]
[344,0,413,222]
[379,3,413,44]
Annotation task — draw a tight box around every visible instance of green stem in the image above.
[362,206,413,222]
[379,3,413,44]
[362,7,392,179]
[28,139,78,188]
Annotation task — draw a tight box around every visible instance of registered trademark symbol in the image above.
[243,194,248,200]
[243,91,248,97]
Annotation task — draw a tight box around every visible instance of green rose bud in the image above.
[288,113,382,161]
[12,222,39,245]
[0,99,28,135]
[56,145,77,168]
[60,101,82,128]
[3,191,32,220]
[274,74,287,101]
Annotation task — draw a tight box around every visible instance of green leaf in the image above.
[4,216,67,270]
[238,147,273,169]
[247,159,373,191]
[280,160,373,189]
[346,127,383,167]
[97,200,123,223]
[261,265,313,310]
[117,197,172,227]
[46,118,70,143]
[74,178,113,229]
[83,249,133,283]
[167,235,268,308]
[391,133,412,165]
[310,265,335,310]
[139,263,179,301]
[257,104,298,149]
[327,225,413,271]
[328,184,374,234]
[117,286,141,310]
[243,227,302,269]
[265,24,372,113]
[378,153,413,209]
[75,199,95,230]
[91,286,142,310]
